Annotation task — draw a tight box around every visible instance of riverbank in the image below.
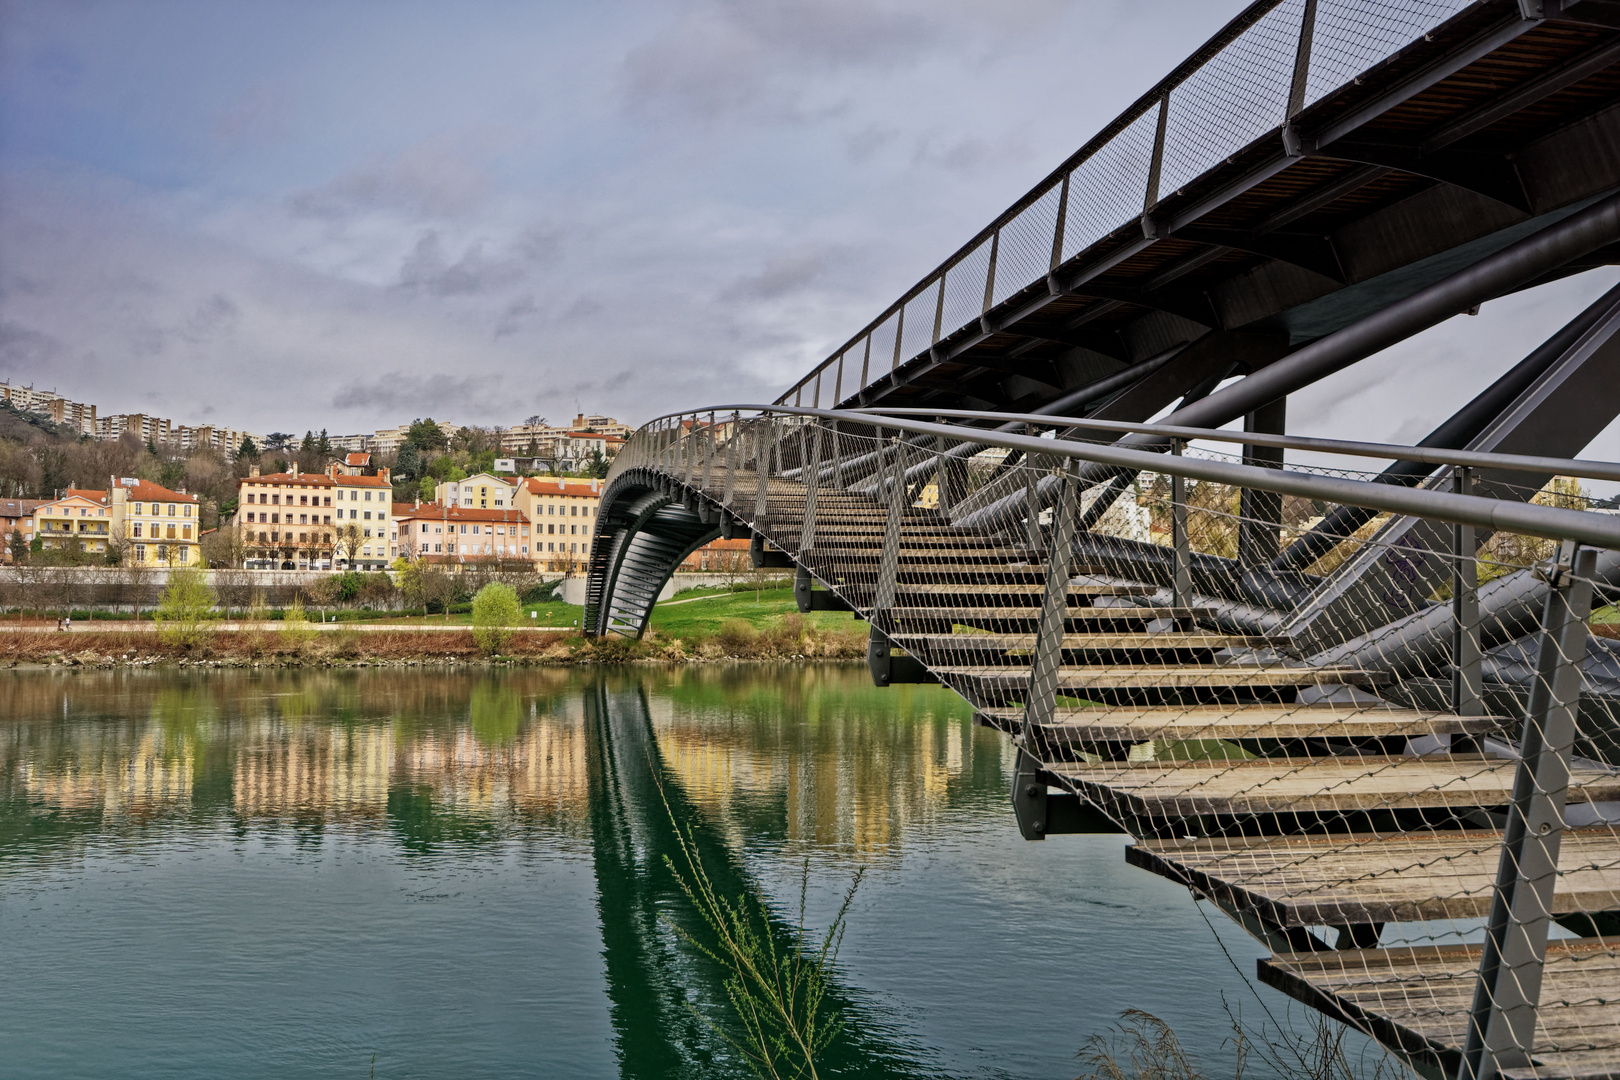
[2,616,870,668]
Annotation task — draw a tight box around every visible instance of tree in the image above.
[300,431,317,457]
[317,429,333,458]
[279,595,316,652]
[154,567,216,651]
[7,529,26,564]
[395,441,422,480]
[265,433,294,453]
[236,435,259,461]
[406,418,448,453]
[584,447,610,478]
[471,582,520,655]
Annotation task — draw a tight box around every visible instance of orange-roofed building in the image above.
[510,475,603,571]
[393,502,533,566]
[232,460,395,569]
[109,480,202,566]
[31,488,115,560]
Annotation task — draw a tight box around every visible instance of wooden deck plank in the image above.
[1129,830,1620,925]
[939,664,1379,689]
[899,632,1287,651]
[1051,757,1620,816]
[1259,939,1620,1079]
[975,704,1504,741]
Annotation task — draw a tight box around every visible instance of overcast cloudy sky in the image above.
[2,0,1618,459]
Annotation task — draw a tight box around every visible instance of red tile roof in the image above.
[394,502,529,524]
[335,474,391,488]
[118,480,197,503]
[521,477,603,498]
[345,453,370,466]
[244,472,334,488]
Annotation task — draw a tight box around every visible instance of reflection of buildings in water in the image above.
[21,730,194,814]
[397,709,589,821]
[233,723,395,819]
[650,692,997,854]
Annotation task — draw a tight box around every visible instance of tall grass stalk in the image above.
[659,785,863,1080]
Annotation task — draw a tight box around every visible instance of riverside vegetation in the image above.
[2,577,868,668]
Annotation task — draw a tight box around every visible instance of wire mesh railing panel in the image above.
[899,278,942,363]
[991,183,1063,309]
[1158,0,1304,198]
[602,408,1620,1079]
[1303,0,1475,109]
[1061,106,1161,264]
[868,311,900,376]
[938,237,994,345]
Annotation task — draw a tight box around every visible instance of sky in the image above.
[2,0,1618,462]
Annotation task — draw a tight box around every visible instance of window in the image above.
[323,497,331,506]
[472,525,480,534]
[134,544,146,561]
[271,513,280,524]
[571,506,578,516]
[364,491,372,501]
[272,495,280,505]
[421,523,428,533]
[300,495,308,506]
[168,504,176,516]
[299,514,308,524]
[547,523,554,535]
[434,543,441,553]
[182,526,191,539]
[323,515,331,525]
[350,509,357,519]
[133,523,143,537]
[363,528,372,539]
[133,503,142,515]
[459,524,467,534]
[547,543,554,552]
[363,511,372,520]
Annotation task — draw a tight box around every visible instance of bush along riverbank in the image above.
[3,614,870,669]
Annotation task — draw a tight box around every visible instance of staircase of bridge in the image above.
[587,409,1620,1080]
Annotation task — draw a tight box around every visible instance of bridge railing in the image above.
[774,0,1475,412]
[603,405,1620,1079]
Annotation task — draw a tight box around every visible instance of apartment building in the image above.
[31,480,201,566]
[510,477,602,571]
[437,473,520,510]
[1,499,42,560]
[234,463,394,569]
[0,383,96,435]
[394,503,533,563]
[95,413,173,444]
[176,424,257,455]
[109,480,202,566]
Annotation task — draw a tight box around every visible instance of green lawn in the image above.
[647,585,859,637]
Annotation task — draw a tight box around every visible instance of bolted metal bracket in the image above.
[1011,748,1049,841]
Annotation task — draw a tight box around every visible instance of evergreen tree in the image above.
[237,435,259,460]
[300,431,317,456]
[317,429,332,457]
[396,441,422,480]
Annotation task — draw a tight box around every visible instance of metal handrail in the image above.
[623,405,1620,550]
[852,406,1620,485]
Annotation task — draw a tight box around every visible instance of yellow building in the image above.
[511,476,602,571]
[110,480,201,566]
[30,489,115,559]
[31,479,201,566]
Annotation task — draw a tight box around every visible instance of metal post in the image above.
[721,412,739,506]
[683,417,695,486]
[1171,440,1192,619]
[1238,397,1286,567]
[868,439,907,687]
[1459,543,1597,1080]
[935,419,952,516]
[700,416,714,493]
[800,422,822,553]
[1014,461,1077,842]
[1453,466,1483,718]
[829,420,844,490]
[1025,425,1042,555]
[754,420,776,528]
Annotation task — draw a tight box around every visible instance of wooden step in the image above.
[899,631,1284,655]
[938,664,1379,691]
[1049,756,1620,819]
[1259,939,1620,1080]
[894,583,1151,605]
[887,606,1210,631]
[1129,830,1620,927]
[975,703,1502,743]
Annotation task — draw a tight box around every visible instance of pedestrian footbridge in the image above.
[586,4,1620,1077]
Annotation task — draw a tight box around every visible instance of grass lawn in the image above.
[647,586,859,637]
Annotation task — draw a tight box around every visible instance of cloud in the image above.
[494,296,537,338]
[0,319,66,371]
[181,293,240,343]
[331,372,488,414]
[395,231,525,297]
[288,145,493,221]
[722,249,828,301]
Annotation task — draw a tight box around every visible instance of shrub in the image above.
[471,583,520,655]
[154,567,215,651]
[715,619,761,657]
[279,596,317,653]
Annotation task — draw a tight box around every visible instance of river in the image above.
[0,665,1330,1079]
